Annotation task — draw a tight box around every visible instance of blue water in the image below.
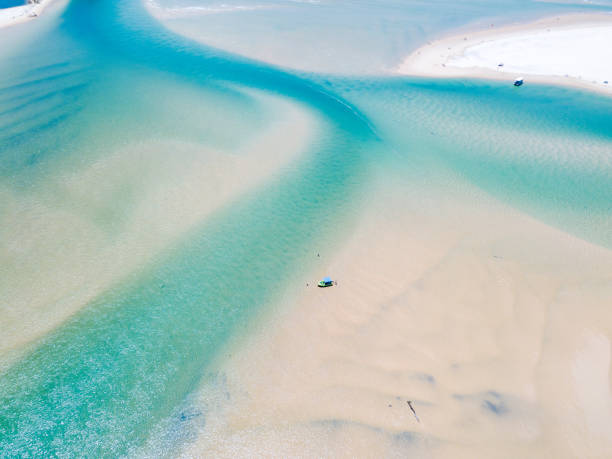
[0,0,611,456]
[0,0,23,8]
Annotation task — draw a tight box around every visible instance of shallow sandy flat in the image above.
[182,174,612,458]
[0,90,317,360]
[397,13,612,95]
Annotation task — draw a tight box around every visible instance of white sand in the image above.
[179,174,612,458]
[0,0,58,29]
[397,13,612,95]
[143,0,273,20]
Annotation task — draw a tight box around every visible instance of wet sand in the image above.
[182,175,612,457]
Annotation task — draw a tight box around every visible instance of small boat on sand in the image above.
[514,77,524,86]
[318,276,334,288]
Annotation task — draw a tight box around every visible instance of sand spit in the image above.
[0,91,316,360]
[0,0,59,29]
[397,13,612,96]
[182,178,612,458]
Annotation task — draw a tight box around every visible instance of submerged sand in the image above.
[0,90,317,360]
[397,13,612,95]
[3,3,611,455]
[180,172,612,458]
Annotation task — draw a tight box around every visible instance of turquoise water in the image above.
[333,77,612,246]
[154,0,612,73]
[0,0,611,455]
[0,0,23,8]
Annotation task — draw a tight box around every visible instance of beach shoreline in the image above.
[0,0,58,29]
[396,13,612,96]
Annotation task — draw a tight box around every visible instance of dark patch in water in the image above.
[413,372,435,384]
[178,408,202,422]
[481,392,509,416]
[482,399,507,415]
[453,390,510,416]
[392,430,417,445]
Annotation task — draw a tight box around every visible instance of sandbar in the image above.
[180,174,612,457]
[0,0,57,29]
[397,13,612,95]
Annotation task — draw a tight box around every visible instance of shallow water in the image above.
[0,0,611,456]
[150,0,612,74]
